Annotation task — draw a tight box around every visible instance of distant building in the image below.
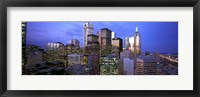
[83,22,94,47]
[129,27,141,57]
[46,42,64,51]
[26,45,43,66]
[88,52,100,75]
[134,27,141,56]
[65,44,80,54]
[45,42,66,66]
[135,55,160,75]
[123,58,134,75]
[98,28,112,57]
[68,39,80,47]
[124,37,130,50]
[65,64,87,75]
[27,51,43,66]
[111,38,123,58]
[129,36,134,54]
[119,50,134,75]
[86,34,99,54]
[67,54,88,66]
[99,28,112,46]
[68,54,83,66]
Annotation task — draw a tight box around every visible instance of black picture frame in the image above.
[0,0,200,97]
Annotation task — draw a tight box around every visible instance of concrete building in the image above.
[46,42,64,51]
[26,45,43,66]
[129,36,135,54]
[135,55,160,75]
[65,44,80,54]
[45,42,66,66]
[86,34,99,54]
[123,58,134,75]
[98,28,112,57]
[124,37,130,50]
[67,54,89,66]
[99,28,112,46]
[83,22,94,47]
[119,50,134,75]
[68,39,80,47]
[88,52,100,75]
[68,54,84,66]
[111,38,123,58]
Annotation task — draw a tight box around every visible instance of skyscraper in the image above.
[129,27,141,57]
[112,38,123,58]
[86,34,99,54]
[83,22,94,47]
[134,27,141,56]
[129,36,134,55]
[98,28,112,56]
[124,37,130,50]
[99,28,112,46]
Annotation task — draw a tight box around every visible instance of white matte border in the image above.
[7,7,193,90]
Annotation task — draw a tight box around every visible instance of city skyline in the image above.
[26,22,178,54]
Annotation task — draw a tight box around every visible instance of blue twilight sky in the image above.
[26,22,178,54]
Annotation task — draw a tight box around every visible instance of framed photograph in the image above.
[0,0,199,97]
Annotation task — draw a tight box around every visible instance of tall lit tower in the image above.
[83,22,94,47]
[134,27,141,56]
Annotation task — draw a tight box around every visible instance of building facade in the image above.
[100,28,112,46]
[86,34,99,55]
[83,22,94,47]
[68,39,80,47]
[46,42,65,51]
[119,50,134,75]
[135,55,159,75]
[129,27,141,57]
[111,38,123,58]
[98,28,112,57]
[124,37,130,50]
[134,27,141,56]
